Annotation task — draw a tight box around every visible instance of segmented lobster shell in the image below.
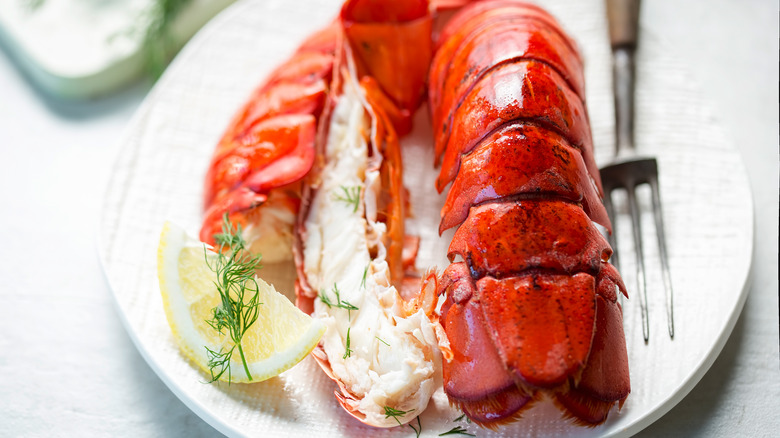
[430,0,630,427]
[200,23,339,246]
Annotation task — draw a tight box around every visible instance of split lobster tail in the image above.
[430,0,630,427]
[199,23,339,260]
[293,67,442,429]
[292,0,444,428]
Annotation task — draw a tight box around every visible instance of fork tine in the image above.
[626,184,650,343]
[649,176,675,338]
[603,191,620,271]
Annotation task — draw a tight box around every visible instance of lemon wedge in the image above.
[157,221,325,383]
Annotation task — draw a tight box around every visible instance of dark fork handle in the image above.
[607,0,641,158]
[607,0,641,49]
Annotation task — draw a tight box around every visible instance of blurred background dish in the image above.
[0,0,235,99]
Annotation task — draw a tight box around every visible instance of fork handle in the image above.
[607,0,640,49]
[607,0,641,157]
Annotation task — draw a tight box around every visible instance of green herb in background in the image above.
[21,0,45,12]
[21,0,192,80]
[142,0,193,80]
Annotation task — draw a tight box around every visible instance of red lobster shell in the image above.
[430,0,630,427]
[200,23,339,251]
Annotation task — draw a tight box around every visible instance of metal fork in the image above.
[600,0,674,342]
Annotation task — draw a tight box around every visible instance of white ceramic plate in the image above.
[98,0,754,436]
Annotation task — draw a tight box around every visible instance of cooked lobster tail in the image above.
[430,0,630,426]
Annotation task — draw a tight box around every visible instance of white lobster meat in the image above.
[300,76,441,427]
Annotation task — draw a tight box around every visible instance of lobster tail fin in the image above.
[456,387,538,430]
[553,387,618,427]
[341,0,432,124]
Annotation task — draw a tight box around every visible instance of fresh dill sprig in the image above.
[453,413,472,424]
[439,426,476,436]
[318,290,335,307]
[333,185,361,213]
[383,406,413,426]
[204,214,262,383]
[409,416,422,438]
[375,336,389,346]
[360,264,368,290]
[343,327,353,359]
[319,283,359,320]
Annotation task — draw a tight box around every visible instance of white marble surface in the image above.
[0,0,776,436]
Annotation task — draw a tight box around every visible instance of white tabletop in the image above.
[1,0,777,436]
